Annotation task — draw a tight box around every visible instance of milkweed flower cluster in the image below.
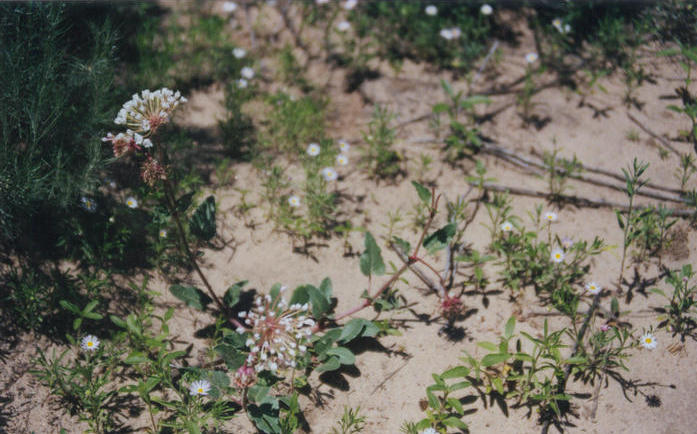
[103,88,186,186]
[237,291,315,374]
[81,335,100,351]
[113,88,186,139]
[189,379,211,396]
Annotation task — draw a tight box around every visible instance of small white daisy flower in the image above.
[233,47,247,59]
[237,78,248,89]
[108,216,115,223]
[420,428,438,434]
[480,4,493,15]
[525,52,539,64]
[321,167,338,182]
[338,139,350,153]
[81,335,100,351]
[585,282,602,295]
[241,66,255,79]
[306,143,321,157]
[222,1,237,13]
[425,5,437,16]
[563,24,571,33]
[451,27,461,39]
[440,28,454,40]
[126,196,139,209]
[561,236,573,249]
[552,18,563,32]
[80,196,97,213]
[336,154,349,166]
[189,379,211,396]
[159,229,168,239]
[288,195,301,208]
[501,221,513,232]
[336,20,351,32]
[543,211,558,222]
[640,333,657,350]
[343,0,357,10]
[550,248,565,263]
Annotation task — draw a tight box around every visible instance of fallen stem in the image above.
[469,181,694,217]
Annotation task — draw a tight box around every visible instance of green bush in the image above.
[0,3,116,242]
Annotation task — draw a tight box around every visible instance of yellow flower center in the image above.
[197,388,203,393]
[645,338,652,344]
[87,342,93,347]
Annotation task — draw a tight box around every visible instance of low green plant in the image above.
[660,42,697,150]
[542,148,583,201]
[616,158,650,288]
[518,53,542,123]
[262,91,328,156]
[432,80,490,160]
[361,105,402,179]
[330,406,367,434]
[675,153,696,192]
[651,264,697,340]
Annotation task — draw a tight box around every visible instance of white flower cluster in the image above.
[113,88,187,140]
[237,290,315,374]
[552,18,571,34]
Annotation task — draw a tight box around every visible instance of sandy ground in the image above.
[2,3,697,433]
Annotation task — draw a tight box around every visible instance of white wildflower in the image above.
[189,379,211,396]
[585,282,602,295]
[233,47,247,59]
[222,1,237,13]
[336,154,349,166]
[501,221,513,232]
[343,0,357,10]
[425,5,437,16]
[640,333,657,350]
[526,52,539,64]
[480,4,493,15]
[321,167,338,182]
[551,248,565,263]
[306,143,321,157]
[80,335,100,351]
[126,196,139,209]
[288,195,301,208]
[241,66,255,79]
[336,20,351,32]
[543,211,557,222]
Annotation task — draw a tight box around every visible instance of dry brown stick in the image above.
[528,147,684,196]
[627,112,683,158]
[482,143,687,203]
[390,244,446,297]
[471,181,695,217]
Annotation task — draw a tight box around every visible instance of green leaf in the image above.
[176,191,196,213]
[207,370,230,389]
[338,319,365,343]
[615,210,624,230]
[189,195,216,241]
[125,352,149,364]
[110,315,127,329]
[564,356,587,364]
[481,353,510,367]
[224,281,247,308]
[649,288,666,297]
[411,181,432,204]
[248,385,271,404]
[504,317,516,339]
[326,347,355,365]
[392,236,411,254]
[360,232,385,277]
[423,223,456,254]
[477,341,499,352]
[315,356,341,372]
[611,297,620,317]
[441,366,469,379]
[215,344,246,370]
[59,300,80,314]
[443,416,468,430]
[170,284,210,310]
[319,277,333,299]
